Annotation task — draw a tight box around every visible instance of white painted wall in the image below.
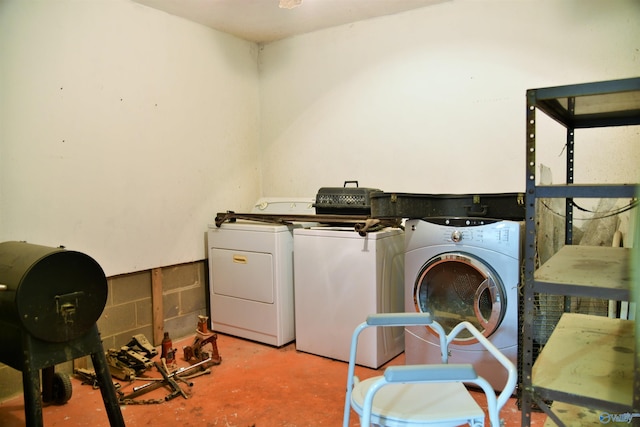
[0,0,261,276]
[259,0,640,196]
[1,0,638,276]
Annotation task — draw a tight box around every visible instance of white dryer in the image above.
[404,217,522,391]
[293,227,405,368]
[207,198,315,347]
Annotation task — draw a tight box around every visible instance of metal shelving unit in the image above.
[521,77,640,426]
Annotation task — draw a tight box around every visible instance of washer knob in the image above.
[451,230,463,242]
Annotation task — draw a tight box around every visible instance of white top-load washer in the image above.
[207,198,315,346]
[293,226,405,368]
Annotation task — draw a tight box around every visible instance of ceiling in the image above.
[132,0,443,44]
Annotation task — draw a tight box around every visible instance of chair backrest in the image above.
[343,312,517,427]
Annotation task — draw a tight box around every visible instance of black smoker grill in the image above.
[0,241,124,427]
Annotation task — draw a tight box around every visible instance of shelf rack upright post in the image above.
[521,77,640,426]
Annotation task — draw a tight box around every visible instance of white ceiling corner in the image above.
[131,0,443,44]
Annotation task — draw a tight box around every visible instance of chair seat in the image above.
[351,376,485,426]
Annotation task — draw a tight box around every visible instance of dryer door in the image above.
[414,251,506,343]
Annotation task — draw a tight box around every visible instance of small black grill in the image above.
[0,241,124,427]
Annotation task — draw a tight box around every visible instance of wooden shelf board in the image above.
[534,246,631,299]
[533,313,634,409]
[542,401,621,427]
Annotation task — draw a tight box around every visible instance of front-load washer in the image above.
[207,198,315,347]
[293,227,405,368]
[404,217,522,391]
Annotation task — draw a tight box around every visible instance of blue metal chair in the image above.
[343,313,517,427]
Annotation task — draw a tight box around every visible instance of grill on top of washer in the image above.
[0,241,108,344]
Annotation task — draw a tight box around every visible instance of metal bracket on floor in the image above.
[530,391,565,427]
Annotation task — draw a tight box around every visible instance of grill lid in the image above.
[0,241,108,343]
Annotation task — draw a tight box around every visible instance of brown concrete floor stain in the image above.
[0,333,546,426]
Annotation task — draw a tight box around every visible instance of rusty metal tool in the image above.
[121,356,213,402]
[154,361,187,401]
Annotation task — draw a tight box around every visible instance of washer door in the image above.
[414,252,506,343]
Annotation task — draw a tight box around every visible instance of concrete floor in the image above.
[0,332,547,426]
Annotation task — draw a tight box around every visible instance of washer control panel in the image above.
[445,227,513,244]
[436,217,495,227]
[450,230,462,242]
[409,217,521,250]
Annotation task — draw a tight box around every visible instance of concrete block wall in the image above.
[160,261,210,344]
[0,260,209,402]
[99,260,208,350]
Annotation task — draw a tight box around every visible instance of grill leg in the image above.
[21,334,44,427]
[18,326,125,427]
[88,326,125,427]
[41,366,54,403]
[11,325,124,426]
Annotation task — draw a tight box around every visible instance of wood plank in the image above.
[542,402,608,427]
[533,313,634,409]
[534,246,631,299]
[151,268,164,346]
[543,401,639,426]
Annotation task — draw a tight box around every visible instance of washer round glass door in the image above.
[414,252,506,342]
